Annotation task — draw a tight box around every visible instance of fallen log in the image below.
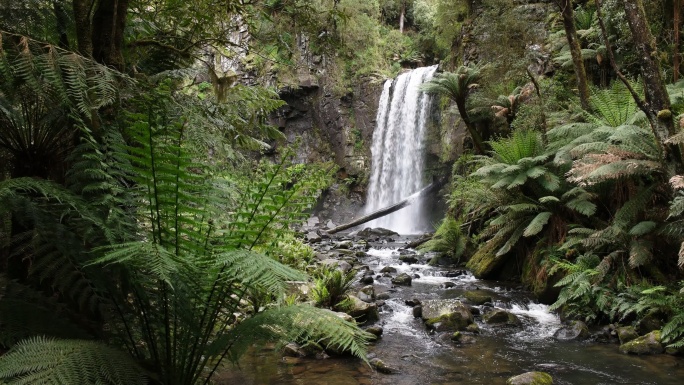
[400,233,434,250]
[326,177,447,234]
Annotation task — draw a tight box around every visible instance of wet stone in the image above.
[380,266,397,273]
[553,320,589,341]
[483,309,521,326]
[506,371,553,385]
[405,298,421,306]
[376,292,391,300]
[392,273,412,286]
[619,330,664,355]
[464,290,493,305]
[369,358,396,374]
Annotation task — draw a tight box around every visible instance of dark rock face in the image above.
[553,320,589,341]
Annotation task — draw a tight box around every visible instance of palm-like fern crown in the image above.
[586,80,643,128]
[419,64,482,102]
[472,130,558,192]
[0,32,129,177]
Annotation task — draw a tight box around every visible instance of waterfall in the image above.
[365,65,438,234]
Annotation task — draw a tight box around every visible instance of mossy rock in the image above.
[616,326,638,345]
[465,247,507,278]
[421,299,474,331]
[425,312,473,331]
[391,273,412,286]
[483,309,521,326]
[619,330,664,355]
[506,372,553,385]
[464,290,493,305]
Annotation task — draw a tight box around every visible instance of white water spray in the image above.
[365,66,438,234]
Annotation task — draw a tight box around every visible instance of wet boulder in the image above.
[619,330,664,355]
[306,231,322,243]
[483,309,521,326]
[345,295,379,323]
[421,299,475,331]
[616,326,639,344]
[392,273,412,286]
[359,274,374,284]
[380,266,397,274]
[464,290,493,305]
[553,320,589,341]
[358,227,400,238]
[319,258,352,272]
[283,342,308,358]
[335,240,353,249]
[370,358,397,374]
[506,371,553,385]
[357,285,375,302]
[365,326,383,339]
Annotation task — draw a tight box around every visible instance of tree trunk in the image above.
[675,0,681,82]
[622,0,675,144]
[557,0,591,110]
[53,1,70,49]
[400,1,405,33]
[92,0,129,70]
[326,178,447,234]
[72,0,92,56]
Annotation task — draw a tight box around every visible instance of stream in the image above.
[218,235,684,385]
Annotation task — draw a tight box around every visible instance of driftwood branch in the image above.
[326,178,447,234]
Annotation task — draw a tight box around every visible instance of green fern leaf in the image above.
[0,337,147,385]
[523,211,552,237]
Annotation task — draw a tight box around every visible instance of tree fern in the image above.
[0,31,130,177]
[585,80,643,127]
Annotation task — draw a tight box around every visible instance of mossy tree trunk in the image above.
[622,0,675,145]
[675,0,681,82]
[557,0,591,110]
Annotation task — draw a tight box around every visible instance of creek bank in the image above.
[218,225,684,384]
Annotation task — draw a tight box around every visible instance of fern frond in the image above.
[0,337,147,385]
[223,304,372,362]
[523,211,552,237]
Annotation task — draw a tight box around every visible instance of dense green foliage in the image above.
[418,0,684,350]
[0,2,378,383]
[1,0,684,382]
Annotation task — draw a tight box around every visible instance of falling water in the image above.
[365,65,438,234]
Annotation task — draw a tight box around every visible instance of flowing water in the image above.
[217,237,684,385]
[365,66,438,234]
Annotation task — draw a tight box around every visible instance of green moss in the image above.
[506,371,553,385]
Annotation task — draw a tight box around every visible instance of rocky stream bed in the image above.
[217,227,684,385]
